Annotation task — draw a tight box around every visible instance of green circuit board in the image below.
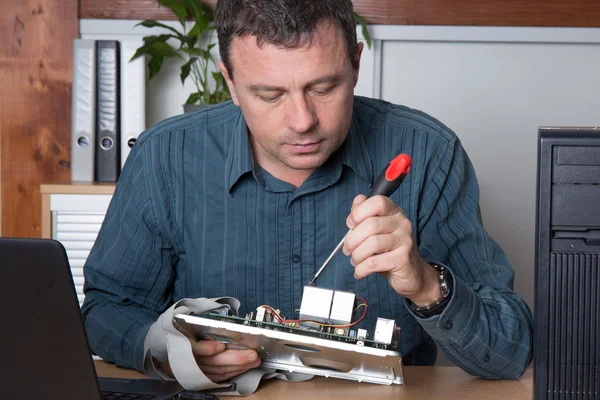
[196,312,395,351]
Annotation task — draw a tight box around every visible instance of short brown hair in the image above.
[214,0,357,77]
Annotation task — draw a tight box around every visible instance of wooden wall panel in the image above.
[81,0,216,20]
[0,0,78,238]
[80,0,600,27]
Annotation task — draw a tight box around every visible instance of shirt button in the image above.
[443,320,453,330]
[483,354,490,362]
[292,254,301,263]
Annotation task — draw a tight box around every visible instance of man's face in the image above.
[220,22,363,185]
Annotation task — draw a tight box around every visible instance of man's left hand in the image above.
[342,194,441,307]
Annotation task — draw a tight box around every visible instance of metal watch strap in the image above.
[408,265,453,318]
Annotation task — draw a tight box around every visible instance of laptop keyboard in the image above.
[101,392,156,399]
[101,390,221,400]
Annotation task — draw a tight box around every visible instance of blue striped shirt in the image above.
[82,96,533,379]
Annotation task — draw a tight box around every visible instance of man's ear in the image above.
[218,61,239,106]
[352,42,364,87]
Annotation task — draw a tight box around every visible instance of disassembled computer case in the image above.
[174,286,404,385]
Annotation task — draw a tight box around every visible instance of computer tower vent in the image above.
[545,253,600,399]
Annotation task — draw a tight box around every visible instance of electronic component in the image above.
[373,318,396,345]
[255,306,266,322]
[334,327,348,336]
[329,290,355,325]
[264,310,273,323]
[357,328,367,340]
[299,286,334,328]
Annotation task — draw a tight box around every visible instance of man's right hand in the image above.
[192,340,261,382]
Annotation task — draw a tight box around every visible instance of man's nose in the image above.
[286,95,318,134]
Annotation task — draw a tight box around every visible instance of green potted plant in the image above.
[132,1,371,113]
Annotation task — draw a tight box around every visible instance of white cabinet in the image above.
[41,184,115,307]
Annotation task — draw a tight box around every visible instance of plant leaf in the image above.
[180,0,209,24]
[142,34,173,43]
[188,21,203,40]
[181,0,212,32]
[157,0,188,26]
[182,32,198,48]
[212,71,223,83]
[185,92,203,105]
[211,72,231,103]
[353,12,371,49]
[148,41,180,58]
[148,55,164,80]
[130,34,175,61]
[130,47,147,62]
[135,20,181,36]
[181,47,210,58]
[180,57,198,84]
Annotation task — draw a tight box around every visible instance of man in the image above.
[82,0,533,386]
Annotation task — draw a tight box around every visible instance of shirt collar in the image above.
[226,106,373,193]
[226,110,254,192]
[339,112,373,184]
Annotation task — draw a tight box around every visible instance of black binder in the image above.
[95,40,120,182]
[535,127,600,400]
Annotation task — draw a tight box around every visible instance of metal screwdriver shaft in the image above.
[307,154,412,286]
[308,232,349,286]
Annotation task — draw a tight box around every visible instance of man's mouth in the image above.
[288,142,321,153]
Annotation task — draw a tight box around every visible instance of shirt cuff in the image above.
[405,264,480,346]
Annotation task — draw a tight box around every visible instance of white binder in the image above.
[71,39,96,182]
[119,39,146,169]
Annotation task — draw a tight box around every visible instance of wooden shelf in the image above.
[40,182,116,195]
[80,0,600,27]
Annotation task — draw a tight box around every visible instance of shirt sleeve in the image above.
[81,135,178,372]
[411,136,533,380]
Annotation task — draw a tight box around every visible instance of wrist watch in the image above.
[407,264,453,318]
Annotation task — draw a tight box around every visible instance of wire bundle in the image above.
[259,297,368,328]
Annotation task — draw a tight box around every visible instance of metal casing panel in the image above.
[174,314,404,385]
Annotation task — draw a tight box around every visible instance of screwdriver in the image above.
[308,153,412,286]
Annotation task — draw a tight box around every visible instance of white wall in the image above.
[80,19,600,317]
[381,39,600,308]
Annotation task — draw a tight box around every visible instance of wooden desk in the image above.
[95,360,533,399]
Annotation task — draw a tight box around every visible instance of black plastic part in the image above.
[535,128,600,400]
[368,170,407,198]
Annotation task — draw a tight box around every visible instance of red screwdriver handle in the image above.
[368,154,412,198]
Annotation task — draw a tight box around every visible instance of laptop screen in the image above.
[0,238,102,399]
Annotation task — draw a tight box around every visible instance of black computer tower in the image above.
[535,127,600,400]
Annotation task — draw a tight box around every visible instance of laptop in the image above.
[0,237,185,400]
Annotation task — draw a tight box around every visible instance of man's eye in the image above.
[261,95,281,103]
[314,87,334,96]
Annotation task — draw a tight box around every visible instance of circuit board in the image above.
[199,312,395,351]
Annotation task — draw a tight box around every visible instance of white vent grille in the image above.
[50,194,112,308]
[52,211,104,306]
